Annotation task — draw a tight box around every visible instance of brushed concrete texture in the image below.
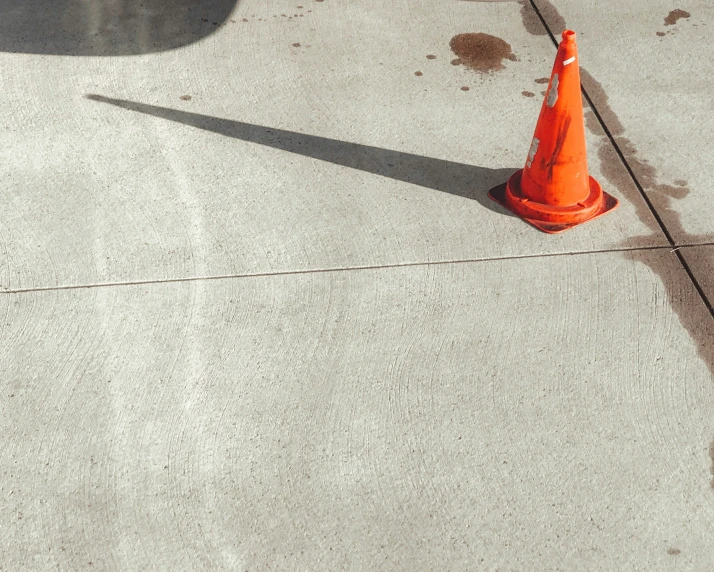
[530,0,714,245]
[3,251,714,570]
[0,0,665,292]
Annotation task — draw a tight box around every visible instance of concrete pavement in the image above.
[2,0,713,569]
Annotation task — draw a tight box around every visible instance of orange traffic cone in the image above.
[489,30,618,233]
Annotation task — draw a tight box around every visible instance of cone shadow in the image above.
[85,95,516,211]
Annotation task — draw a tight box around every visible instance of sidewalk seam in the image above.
[0,244,683,294]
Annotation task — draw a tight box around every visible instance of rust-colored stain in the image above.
[414,71,423,76]
[461,86,470,92]
[667,548,681,555]
[535,77,550,84]
[449,33,517,73]
[292,42,301,47]
[426,54,437,60]
[179,95,192,101]
[656,31,666,36]
[664,9,691,25]
[522,91,535,97]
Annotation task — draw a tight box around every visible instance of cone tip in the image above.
[562,30,576,42]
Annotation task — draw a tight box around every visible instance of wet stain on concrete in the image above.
[179,95,192,101]
[656,31,667,36]
[580,69,690,202]
[664,9,691,25]
[292,42,301,47]
[414,71,423,76]
[519,0,566,36]
[667,548,681,555]
[449,33,517,73]
[426,54,437,60]
[535,77,550,84]
[522,90,535,97]
[451,58,463,66]
[709,439,714,489]
[461,86,470,91]
[521,0,714,384]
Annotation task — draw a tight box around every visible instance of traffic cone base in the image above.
[488,170,619,234]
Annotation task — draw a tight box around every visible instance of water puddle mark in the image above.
[461,86,470,91]
[179,95,192,101]
[667,548,681,556]
[580,69,690,203]
[534,77,550,84]
[449,33,517,73]
[426,54,437,60]
[664,9,691,25]
[292,42,301,47]
[519,0,565,36]
[522,91,535,97]
[414,71,423,77]
[522,1,714,382]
